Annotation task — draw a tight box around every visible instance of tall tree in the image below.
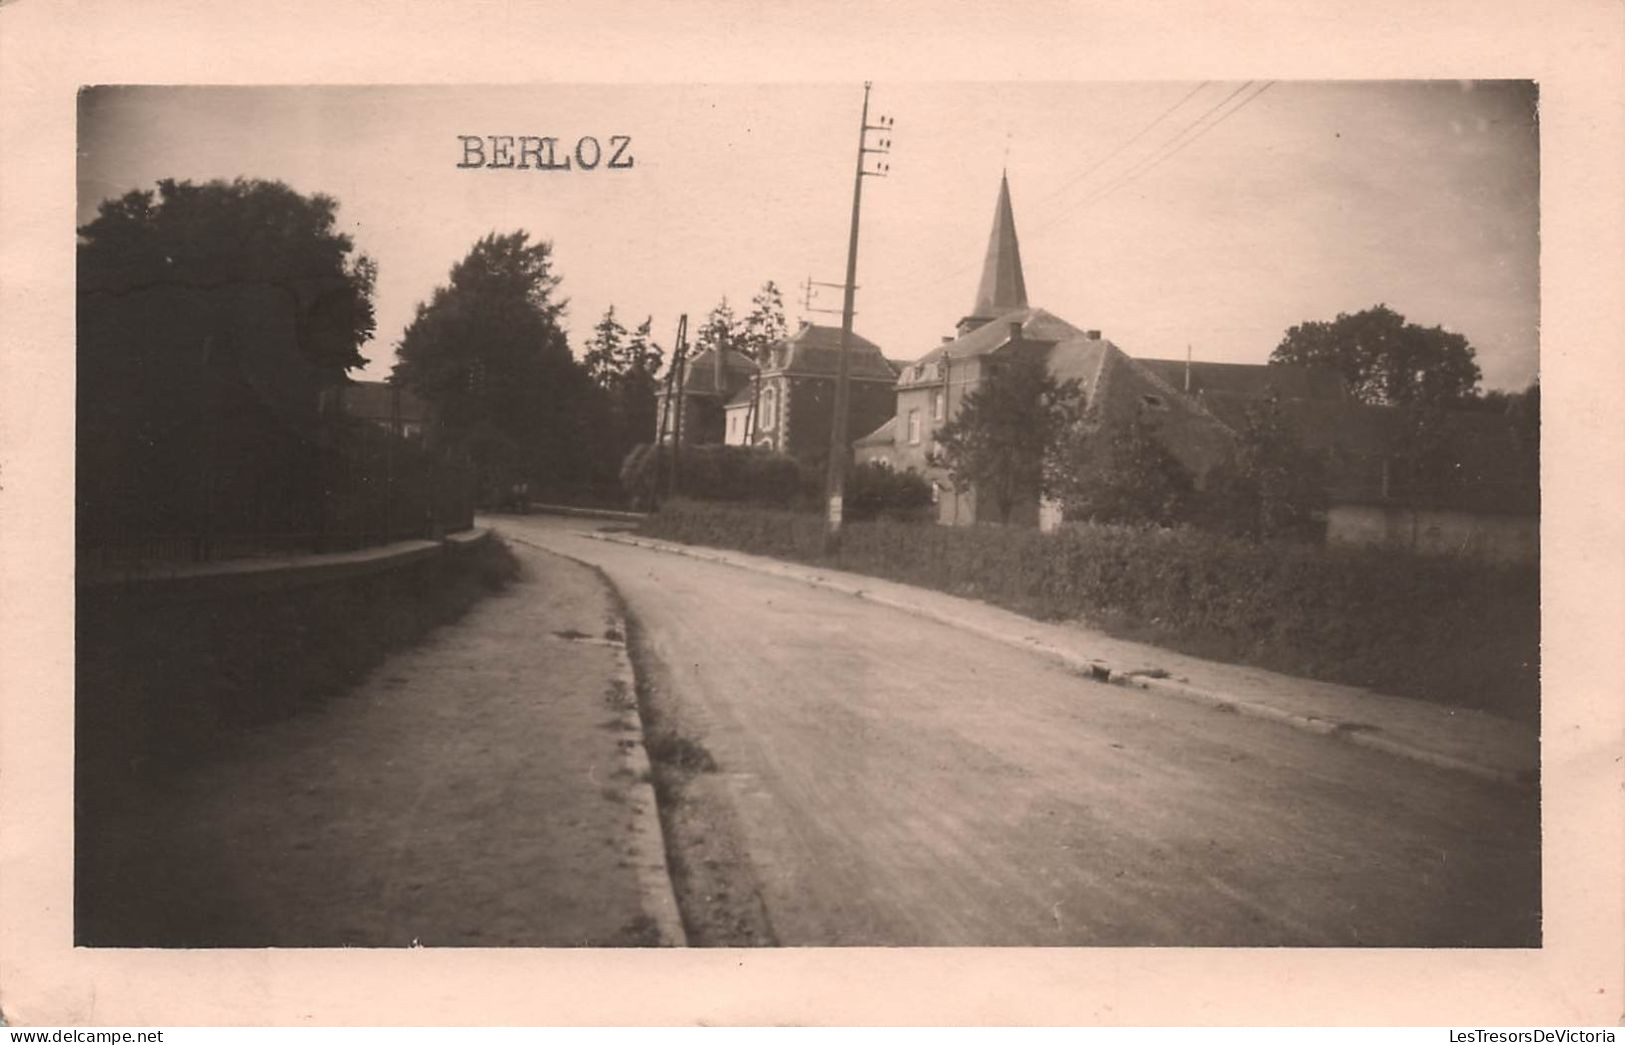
[583,307,666,470]
[1270,304,1481,406]
[742,280,788,360]
[695,297,743,359]
[79,177,377,375]
[77,178,378,540]
[932,348,1080,524]
[582,305,629,387]
[392,231,589,494]
[1046,415,1197,527]
[1203,392,1326,540]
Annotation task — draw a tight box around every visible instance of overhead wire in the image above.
[871,82,1269,301]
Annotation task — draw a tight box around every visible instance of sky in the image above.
[77,81,1540,390]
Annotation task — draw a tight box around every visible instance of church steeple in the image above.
[958,172,1028,336]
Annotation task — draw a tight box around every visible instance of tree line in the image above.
[75,175,799,547]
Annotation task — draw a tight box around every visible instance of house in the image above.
[721,322,898,465]
[340,380,432,440]
[653,346,758,446]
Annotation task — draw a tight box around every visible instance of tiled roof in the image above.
[673,348,758,397]
[1136,359,1348,401]
[897,307,1091,383]
[854,416,896,447]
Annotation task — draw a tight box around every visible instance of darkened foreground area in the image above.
[76,535,517,813]
[638,500,1539,723]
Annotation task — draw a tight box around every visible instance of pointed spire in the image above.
[970,171,1028,319]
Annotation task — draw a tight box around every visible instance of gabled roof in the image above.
[767,323,896,382]
[965,172,1028,322]
[1136,359,1348,401]
[854,416,897,447]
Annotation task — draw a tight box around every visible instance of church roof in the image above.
[966,172,1028,322]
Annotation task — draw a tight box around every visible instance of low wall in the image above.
[77,529,504,793]
[1327,504,1538,563]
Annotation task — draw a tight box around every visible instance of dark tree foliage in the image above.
[79,178,377,372]
[1047,416,1197,528]
[583,307,666,481]
[392,231,592,497]
[694,281,788,363]
[1270,304,1481,406]
[1203,392,1326,541]
[77,178,379,545]
[695,297,743,359]
[932,348,1080,524]
[742,281,788,360]
[844,462,934,522]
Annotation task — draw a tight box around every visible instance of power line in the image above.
[1032,80,1212,208]
[871,83,1215,300]
[1059,81,1274,217]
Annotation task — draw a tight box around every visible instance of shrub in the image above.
[638,500,1538,722]
[619,443,801,508]
[844,462,934,522]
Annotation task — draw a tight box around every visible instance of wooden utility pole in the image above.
[667,314,689,498]
[823,82,892,550]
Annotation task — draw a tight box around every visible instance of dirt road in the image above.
[496,514,1540,947]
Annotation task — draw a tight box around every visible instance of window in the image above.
[907,408,921,445]
[762,387,776,428]
[930,389,944,421]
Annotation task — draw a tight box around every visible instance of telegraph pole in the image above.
[823,82,892,550]
[658,313,689,499]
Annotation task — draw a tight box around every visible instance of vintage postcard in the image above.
[2,0,1622,1028]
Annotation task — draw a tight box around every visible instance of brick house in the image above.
[720,322,898,467]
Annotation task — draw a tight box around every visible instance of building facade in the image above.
[720,322,898,467]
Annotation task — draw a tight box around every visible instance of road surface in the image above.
[495,514,1539,947]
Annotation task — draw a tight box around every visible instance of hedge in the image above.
[637,499,1539,723]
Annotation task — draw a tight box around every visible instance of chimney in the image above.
[941,335,954,344]
[714,341,725,390]
[1085,329,1101,341]
[1009,321,1023,346]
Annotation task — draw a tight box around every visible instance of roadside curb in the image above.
[517,504,649,524]
[586,531,1532,790]
[505,533,689,947]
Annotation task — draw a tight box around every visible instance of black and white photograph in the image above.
[71,80,1542,951]
[4,0,1625,1028]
